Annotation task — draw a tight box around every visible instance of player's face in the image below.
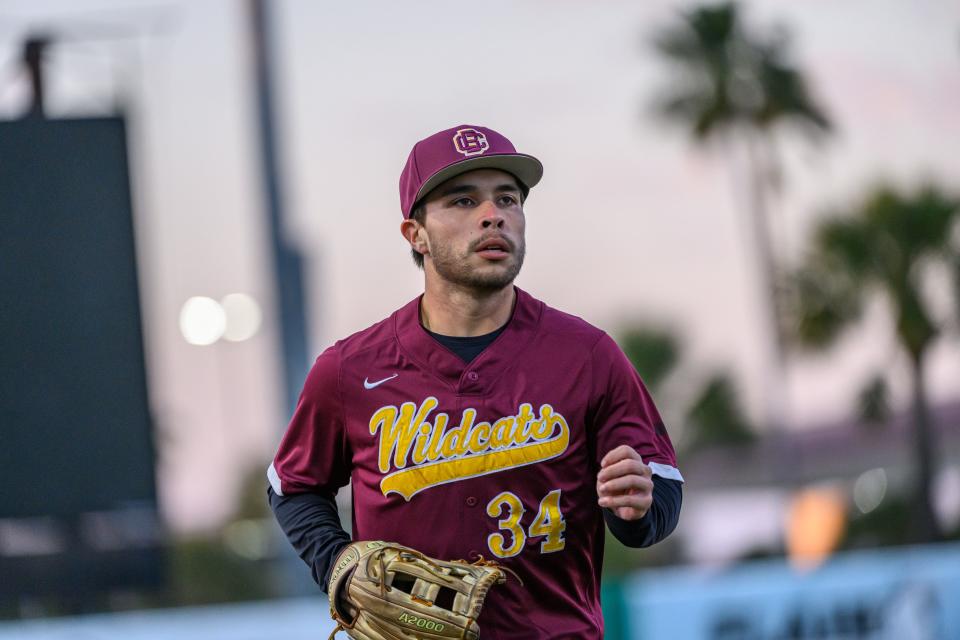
[419,169,526,291]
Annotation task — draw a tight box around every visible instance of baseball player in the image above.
[268,124,683,639]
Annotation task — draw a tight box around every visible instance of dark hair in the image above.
[409,204,427,269]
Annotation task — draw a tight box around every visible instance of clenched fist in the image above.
[597,444,653,521]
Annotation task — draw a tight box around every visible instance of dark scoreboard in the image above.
[0,116,162,600]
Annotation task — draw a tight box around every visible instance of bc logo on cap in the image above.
[452,128,489,157]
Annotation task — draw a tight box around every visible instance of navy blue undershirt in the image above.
[268,326,682,592]
[424,323,508,363]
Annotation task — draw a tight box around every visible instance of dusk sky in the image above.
[2,0,958,533]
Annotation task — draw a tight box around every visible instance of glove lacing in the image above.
[329,546,519,640]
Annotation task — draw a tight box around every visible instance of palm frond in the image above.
[653,2,738,65]
[788,182,959,355]
[754,43,831,134]
[683,371,755,451]
[894,282,939,357]
[617,327,681,393]
[783,262,864,349]
[649,1,830,144]
[814,217,875,279]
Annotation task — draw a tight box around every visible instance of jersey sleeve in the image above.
[588,332,683,483]
[268,345,352,496]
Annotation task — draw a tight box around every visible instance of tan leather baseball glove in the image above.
[327,540,513,640]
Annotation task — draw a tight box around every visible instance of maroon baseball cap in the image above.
[398,124,543,218]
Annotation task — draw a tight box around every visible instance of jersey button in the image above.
[466,496,478,507]
[467,371,479,381]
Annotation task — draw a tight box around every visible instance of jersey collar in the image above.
[394,286,543,394]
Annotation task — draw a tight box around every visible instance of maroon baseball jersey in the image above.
[269,287,682,639]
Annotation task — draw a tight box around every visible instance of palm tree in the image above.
[651,2,831,439]
[785,183,960,542]
[683,373,755,452]
[618,325,754,454]
[618,327,681,393]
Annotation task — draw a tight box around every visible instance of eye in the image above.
[498,194,520,206]
[451,197,475,207]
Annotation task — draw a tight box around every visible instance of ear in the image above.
[400,218,428,256]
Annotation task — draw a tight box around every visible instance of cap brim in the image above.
[413,153,544,211]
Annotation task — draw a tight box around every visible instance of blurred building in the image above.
[678,400,960,564]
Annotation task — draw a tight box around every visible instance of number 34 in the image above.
[486,489,566,558]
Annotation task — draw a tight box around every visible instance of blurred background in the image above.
[1,0,958,638]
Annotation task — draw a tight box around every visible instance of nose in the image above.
[479,200,504,229]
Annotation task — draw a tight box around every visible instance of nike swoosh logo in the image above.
[363,374,398,390]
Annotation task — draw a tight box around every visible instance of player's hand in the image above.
[596,445,653,521]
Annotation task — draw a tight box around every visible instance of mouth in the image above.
[473,237,512,259]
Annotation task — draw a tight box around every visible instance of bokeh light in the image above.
[934,465,960,531]
[786,487,846,571]
[853,468,887,515]
[179,296,226,346]
[223,519,272,561]
[221,293,262,342]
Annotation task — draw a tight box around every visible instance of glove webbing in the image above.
[328,546,515,640]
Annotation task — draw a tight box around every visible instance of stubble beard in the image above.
[428,236,526,293]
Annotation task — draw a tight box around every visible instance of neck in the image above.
[420,277,516,337]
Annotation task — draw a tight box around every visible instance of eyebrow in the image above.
[434,182,522,199]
